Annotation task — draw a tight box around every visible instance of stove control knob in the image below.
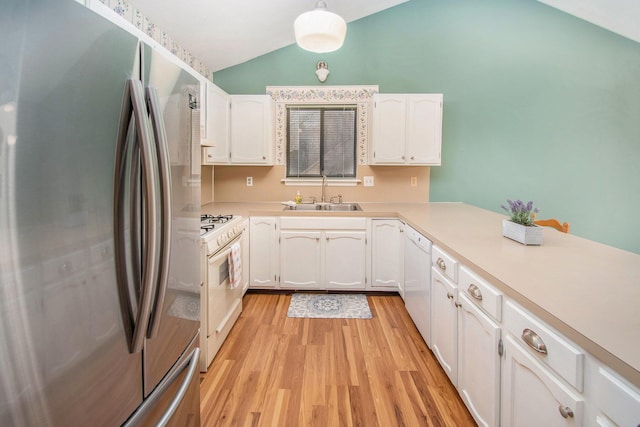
[217,236,224,245]
[227,230,234,239]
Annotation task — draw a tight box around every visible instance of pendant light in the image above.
[294,1,347,53]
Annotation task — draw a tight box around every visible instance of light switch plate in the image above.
[364,176,374,187]
[411,176,417,187]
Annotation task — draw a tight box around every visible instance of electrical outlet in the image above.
[246,176,253,187]
[411,176,417,187]
[363,176,374,187]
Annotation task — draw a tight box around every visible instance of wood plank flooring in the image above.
[200,292,476,427]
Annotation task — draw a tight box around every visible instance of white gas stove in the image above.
[199,213,247,373]
[200,214,245,255]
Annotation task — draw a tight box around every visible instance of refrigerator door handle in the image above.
[145,86,172,339]
[114,78,159,354]
[123,346,201,427]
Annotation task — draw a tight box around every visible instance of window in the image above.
[286,105,357,178]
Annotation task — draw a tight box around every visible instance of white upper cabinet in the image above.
[202,81,230,154]
[229,95,274,165]
[370,93,443,166]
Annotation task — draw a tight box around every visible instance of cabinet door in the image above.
[370,220,403,291]
[280,231,322,289]
[206,82,230,163]
[502,335,584,427]
[230,95,273,164]
[249,217,278,288]
[325,231,366,290]
[458,293,501,427]
[371,94,406,164]
[593,366,640,427]
[406,94,442,165]
[430,268,458,386]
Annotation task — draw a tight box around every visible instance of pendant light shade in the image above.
[294,1,346,53]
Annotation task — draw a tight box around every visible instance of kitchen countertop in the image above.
[203,201,640,387]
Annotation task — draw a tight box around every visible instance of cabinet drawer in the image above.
[594,367,640,427]
[432,246,458,283]
[279,217,366,230]
[459,266,502,322]
[505,301,584,391]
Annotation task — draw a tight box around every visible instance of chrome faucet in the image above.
[321,174,327,203]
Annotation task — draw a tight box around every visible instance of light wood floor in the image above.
[200,292,476,427]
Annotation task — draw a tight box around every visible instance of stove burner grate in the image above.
[201,214,233,224]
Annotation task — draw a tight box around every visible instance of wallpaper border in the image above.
[266,86,379,166]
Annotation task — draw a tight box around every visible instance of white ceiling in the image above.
[127,0,639,73]
[127,0,409,72]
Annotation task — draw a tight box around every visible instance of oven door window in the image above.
[219,259,229,284]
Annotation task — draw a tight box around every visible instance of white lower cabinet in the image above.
[280,231,322,289]
[370,219,404,293]
[279,218,367,291]
[457,292,501,427]
[592,364,640,427]
[430,268,458,386]
[249,217,279,288]
[324,231,367,290]
[502,335,584,426]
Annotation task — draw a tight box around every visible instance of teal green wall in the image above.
[213,0,640,254]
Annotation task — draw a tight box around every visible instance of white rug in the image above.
[287,293,372,319]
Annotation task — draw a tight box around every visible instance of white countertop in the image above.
[203,201,640,387]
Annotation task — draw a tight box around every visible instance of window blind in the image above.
[287,105,356,178]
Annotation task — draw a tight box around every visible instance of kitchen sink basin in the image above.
[323,203,361,211]
[284,203,323,211]
[283,203,362,212]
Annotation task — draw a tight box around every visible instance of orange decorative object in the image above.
[534,219,570,233]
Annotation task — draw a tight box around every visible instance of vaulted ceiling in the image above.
[127,0,639,73]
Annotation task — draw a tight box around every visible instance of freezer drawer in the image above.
[124,334,201,427]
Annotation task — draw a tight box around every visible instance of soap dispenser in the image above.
[295,191,302,204]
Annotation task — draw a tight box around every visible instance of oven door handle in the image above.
[207,234,242,263]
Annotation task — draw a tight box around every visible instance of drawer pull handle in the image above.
[558,406,574,419]
[522,328,548,355]
[436,257,447,271]
[454,302,462,308]
[467,284,483,301]
[446,292,454,300]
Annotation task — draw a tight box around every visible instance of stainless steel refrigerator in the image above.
[0,0,202,425]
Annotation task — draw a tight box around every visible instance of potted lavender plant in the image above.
[501,199,543,245]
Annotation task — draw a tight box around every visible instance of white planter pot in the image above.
[502,219,543,246]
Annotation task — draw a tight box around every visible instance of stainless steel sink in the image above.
[283,203,323,211]
[283,203,362,211]
[323,203,361,211]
